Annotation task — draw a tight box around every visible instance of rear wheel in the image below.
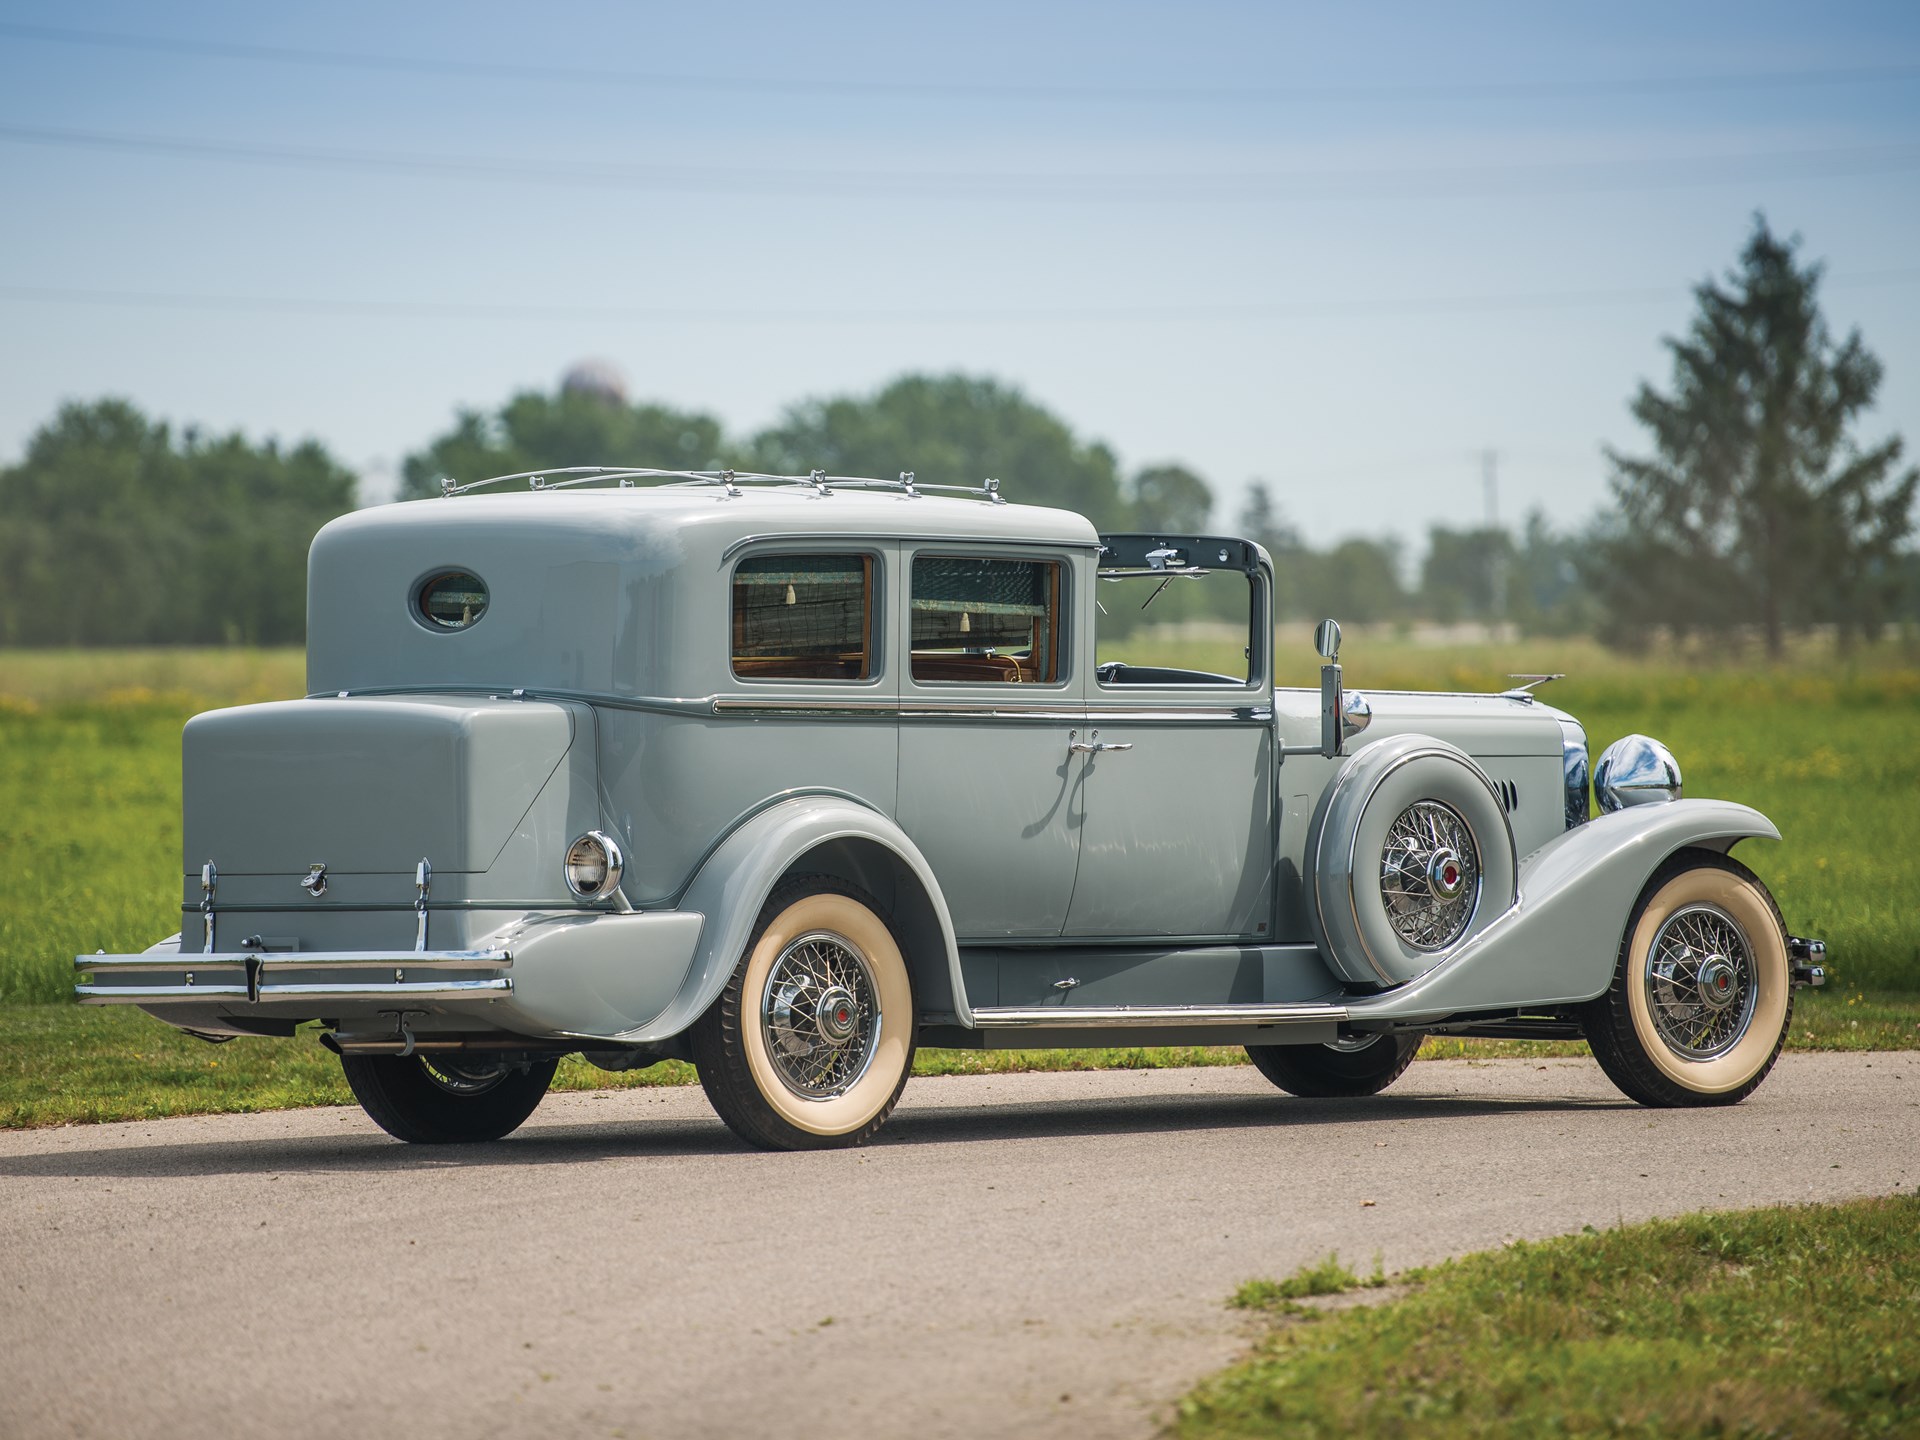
[1245,1031,1423,1098]
[691,875,916,1151]
[339,1053,558,1144]
[1581,851,1792,1107]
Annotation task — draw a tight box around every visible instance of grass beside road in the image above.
[4,989,1915,1129]
[1,640,1915,1126]
[9,638,1912,1003]
[1182,1193,1920,1438]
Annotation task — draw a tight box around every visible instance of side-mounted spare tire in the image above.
[1305,733,1518,987]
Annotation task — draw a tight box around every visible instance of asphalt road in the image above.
[3,1052,1915,1440]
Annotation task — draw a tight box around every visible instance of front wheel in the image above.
[1245,1031,1423,1097]
[1581,851,1792,1108]
[339,1053,559,1144]
[691,875,916,1151]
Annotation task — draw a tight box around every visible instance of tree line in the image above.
[1,218,1913,652]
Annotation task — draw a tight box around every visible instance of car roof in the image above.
[323,485,1104,556]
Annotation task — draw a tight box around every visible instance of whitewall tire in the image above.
[692,875,916,1150]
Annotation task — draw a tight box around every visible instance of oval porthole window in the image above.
[417,571,489,630]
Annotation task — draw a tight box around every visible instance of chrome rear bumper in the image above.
[74,948,512,1005]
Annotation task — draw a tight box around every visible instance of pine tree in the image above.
[1591,217,1917,656]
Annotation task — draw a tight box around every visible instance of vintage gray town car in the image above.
[78,467,1827,1148]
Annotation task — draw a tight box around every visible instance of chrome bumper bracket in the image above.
[1788,936,1827,989]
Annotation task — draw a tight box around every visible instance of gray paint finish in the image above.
[91,485,1794,1053]
[183,695,575,876]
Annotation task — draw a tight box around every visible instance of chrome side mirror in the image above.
[1314,618,1342,662]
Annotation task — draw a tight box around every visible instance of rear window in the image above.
[911,556,1062,684]
[731,554,874,680]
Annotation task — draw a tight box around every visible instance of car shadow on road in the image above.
[0,1088,1628,1181]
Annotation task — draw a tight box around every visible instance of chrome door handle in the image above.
[1067,730,1133,754]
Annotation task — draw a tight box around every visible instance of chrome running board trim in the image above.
[969,1002,1348,1029]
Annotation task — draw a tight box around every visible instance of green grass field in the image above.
[4,639,1913,1004]
[1181,1193,1920,1437]
[0,641,1914,1126]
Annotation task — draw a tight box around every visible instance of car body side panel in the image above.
[1344,798,1781,1023]
[1063,708,1274,940]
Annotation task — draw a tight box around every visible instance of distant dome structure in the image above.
[561,359,628,407]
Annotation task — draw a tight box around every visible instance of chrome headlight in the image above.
[1557,718,1590,828]
[1594,735,1682,813]
[564,830,625,898]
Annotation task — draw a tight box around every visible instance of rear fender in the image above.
[1345,799,1780,1024]
[609,794,964,1044]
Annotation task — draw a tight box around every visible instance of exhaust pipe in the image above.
[321,1031,569,1058]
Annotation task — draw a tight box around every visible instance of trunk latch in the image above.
[414,859,432,952]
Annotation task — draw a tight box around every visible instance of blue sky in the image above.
[2,1,1917,545]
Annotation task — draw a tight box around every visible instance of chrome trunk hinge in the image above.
[414,859,431,952]
[200,861,217,953]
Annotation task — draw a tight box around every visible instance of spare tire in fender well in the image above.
[1305,733,1518,987]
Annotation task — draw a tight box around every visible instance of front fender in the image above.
[1346,798,1780,1024]
[609,794,964,1045]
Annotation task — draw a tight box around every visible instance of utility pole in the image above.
[1482,449,1506,639]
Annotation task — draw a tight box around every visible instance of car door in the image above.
[894,546,1087,940]
[1061,539,1276,940]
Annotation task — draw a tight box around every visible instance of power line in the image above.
[3,269,1917,327]
[3,19,1917,104]
[5,121,1920,201]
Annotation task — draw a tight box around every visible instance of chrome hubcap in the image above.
[814,985,859,1045]
[1426,848,1467,901]
[1645,904,1757,1060]
[1380,801,1482,951]
[761,931,882,1099]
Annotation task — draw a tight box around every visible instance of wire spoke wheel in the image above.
[1581,851,1792,1108]
[1643,903,1757,1061]
[418,1057,511,1096]
[1379,799,1482,952]
[337,1052,557,1144]
[759,930,882,1099]
[693,876,917,1149]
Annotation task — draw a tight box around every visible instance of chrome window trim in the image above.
[710,697,1270,722]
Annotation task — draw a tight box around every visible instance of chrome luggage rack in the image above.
[439,466,1007,503]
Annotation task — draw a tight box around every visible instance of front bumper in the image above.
[74,948,512,1006]
[1789,936,1827,989]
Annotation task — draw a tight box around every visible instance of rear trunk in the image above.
[180,695,581,953]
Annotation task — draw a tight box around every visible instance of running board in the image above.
[969,1002,1349,1029]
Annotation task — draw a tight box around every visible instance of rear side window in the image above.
[732,554,874,680]
[416,571,489,631]
[911,556,1062,684]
